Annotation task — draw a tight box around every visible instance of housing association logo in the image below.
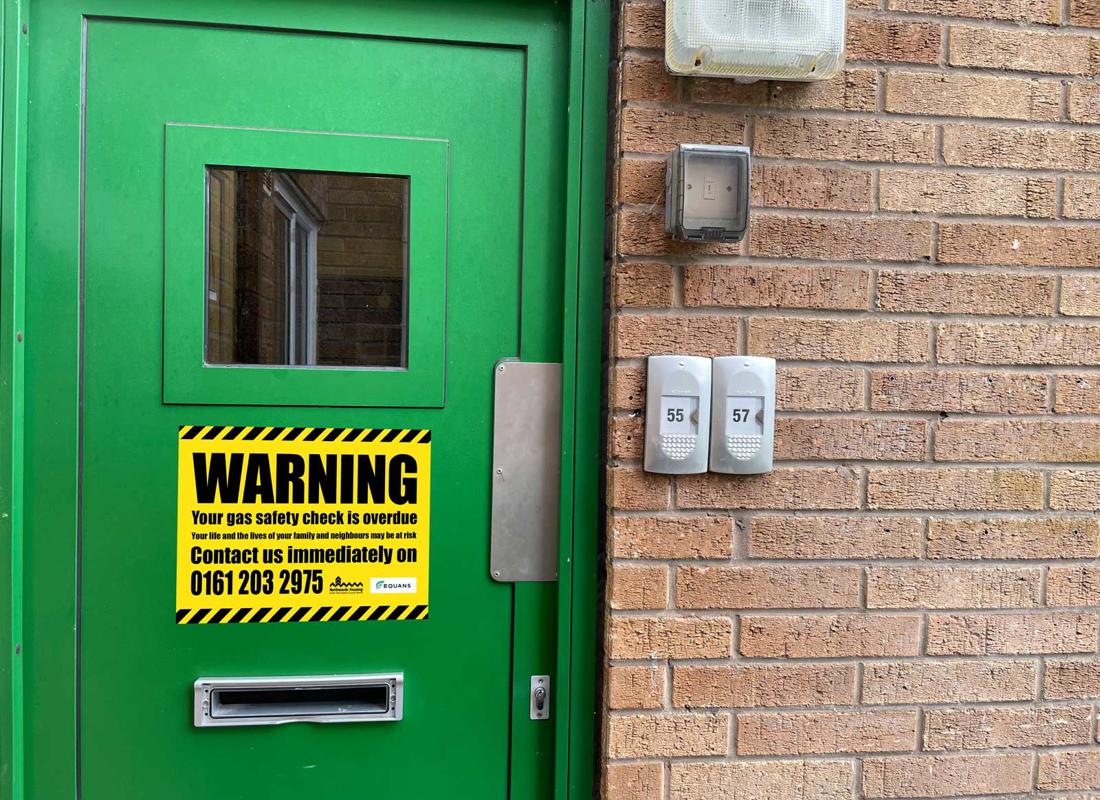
[329,576,364,595]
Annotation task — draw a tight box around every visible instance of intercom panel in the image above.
[644,355,711,474]
[709,356,775,474]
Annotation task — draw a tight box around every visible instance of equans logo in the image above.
[329,577,364,595]
[371,578,416,594]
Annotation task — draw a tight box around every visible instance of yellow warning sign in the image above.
[176,425,430,624]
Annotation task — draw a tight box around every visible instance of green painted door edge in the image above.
[0,0,28,797]
[556,1,608,798]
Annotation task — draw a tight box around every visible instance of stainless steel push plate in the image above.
[490,360,562,582]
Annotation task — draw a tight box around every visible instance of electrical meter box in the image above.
[665,144,750,243]
[644,355,712,474]
[709,356,775,474]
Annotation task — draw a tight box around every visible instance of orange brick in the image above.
[618,157,665,205]
[683,265,869,310]
[1046,659,1100,700]
[847,17,941,63]
[605,762,663,800]
[621,52,678,103]
[877,270,1053,315]
[1065,177,1100,220]
[777,367,866,412]
[1056,373,1100,413]
[737,710,918,756]
[938,322,1100,366]
[610,515,734,560]
[678,467,862,510]
[775,417,927,461]
[621,106,745,154]
[618,208,742,256]
[753,116,935,163]
[871,369,1048,413]
[1072,0,1100,26]
[691,69,878,112]
[749,214,932,262]
[677,565,860,609]
[608,664,665,710]
[669,760,853,800]
[622,1,664,49]
[1070,81,1100,123]
[608,616,732,660]
[949,24,1100,75]
[609,466,670,511]
[867,467,1044,510]
[609,415,643,460]
[879,169,1056,217]
[748,515,923,559]
[609,563,668,610]
[862,753,1033,798]
[867,566,1041,609]
[936,419,1100,462]
[940,223,1100,268]
[1048,566,1100,606]
[614,314,739,359]
[943,124,1100,171]
[887,0,1059,20]
[607,713,729,758]
[927,612,1098,655]
[925,705,1092,750]
[612,262,675,307]
[1051,470,1100,510]
[1039,751,1100,791]
[740,614,922,658]
[748,317,930,363]
[1061,274,1100,316]
[885,70,1061,121]
[752,163,873,211]
[863,660,1038,704]
[673,663,856,708]
[927,517,1100,560]
[610,366,645,412]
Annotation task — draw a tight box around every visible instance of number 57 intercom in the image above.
[643,355,775,475]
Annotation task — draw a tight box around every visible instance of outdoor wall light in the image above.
[665,0,846,81]
[665,144,751,243]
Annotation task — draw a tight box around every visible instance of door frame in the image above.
[0,1,608,798]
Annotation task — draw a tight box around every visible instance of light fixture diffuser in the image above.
[666,0,846,82]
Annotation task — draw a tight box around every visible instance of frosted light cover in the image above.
[666,0,846,82]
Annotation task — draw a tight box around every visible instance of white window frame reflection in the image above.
[272,174,320,365]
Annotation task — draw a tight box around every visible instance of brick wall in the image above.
[316,174,406,367]
[603,1,1100,798]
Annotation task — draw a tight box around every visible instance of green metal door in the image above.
[18,1,577,797]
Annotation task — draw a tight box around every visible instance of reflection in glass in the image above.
[205,168,408,368]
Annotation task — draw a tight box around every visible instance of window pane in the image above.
[205,168,409,368]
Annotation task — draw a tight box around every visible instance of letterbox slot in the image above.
[194,673,403,727]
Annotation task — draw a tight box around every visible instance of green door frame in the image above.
[0,1,608,797]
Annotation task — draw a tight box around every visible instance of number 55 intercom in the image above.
[643,355,711,474]
[643,355,775,475]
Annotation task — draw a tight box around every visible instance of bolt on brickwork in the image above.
[604,0,1100,797]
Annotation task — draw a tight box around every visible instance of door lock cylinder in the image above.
[530,675,550,720]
